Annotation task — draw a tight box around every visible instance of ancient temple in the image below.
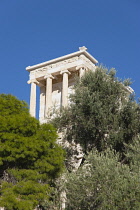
[26,47,98,123]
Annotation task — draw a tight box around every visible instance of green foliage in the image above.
[49,67,140,209]
[65,149,140,210]
[52,66,140,155]
[0,181,51,210]
[0,94,28,116]
[125,135,140,172]
[0,94,64,209]
[123,78,132,86]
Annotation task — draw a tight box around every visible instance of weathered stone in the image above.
[26,46,98,123]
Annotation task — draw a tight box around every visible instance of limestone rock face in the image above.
[58,132,84,171]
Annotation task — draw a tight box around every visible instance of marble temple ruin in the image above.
[26,46,98,123]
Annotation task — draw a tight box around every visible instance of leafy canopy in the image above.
[65,149,140,210]
[52,66,140,155]
[50,67,140,209]
[0,94,65,209]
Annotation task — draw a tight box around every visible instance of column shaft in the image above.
[45,76,53,117]
[79,67,85,78]
[30,82,36,117]
[39,86,45,122]
[62,72,69,107]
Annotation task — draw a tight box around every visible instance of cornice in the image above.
[26,47,98,72]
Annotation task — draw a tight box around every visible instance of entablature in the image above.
[26,47,98,83]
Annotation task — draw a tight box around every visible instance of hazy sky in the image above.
[0,0,140,109]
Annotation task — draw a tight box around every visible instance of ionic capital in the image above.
[76,65,88,71]
[44,74,54,80]
[27,79,39,85]
[60,69,71,75]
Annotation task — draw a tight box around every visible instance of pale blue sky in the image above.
[0,0,140,108]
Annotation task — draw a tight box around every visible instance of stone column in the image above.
[60,70,71,107]
[79,67,86,78]
[39,86,46,122]
[44,74,54,117]
[27,79,39,118]
[76,65,87,78]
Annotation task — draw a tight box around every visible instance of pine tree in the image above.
[0,94,65,209]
